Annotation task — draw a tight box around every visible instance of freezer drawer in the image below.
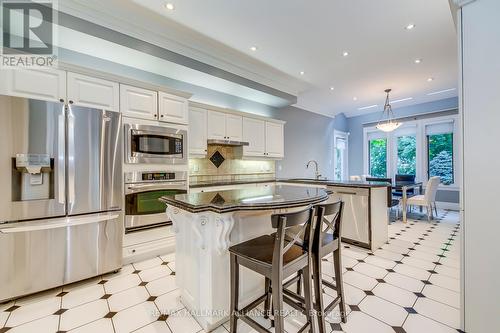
[0,212,123,302]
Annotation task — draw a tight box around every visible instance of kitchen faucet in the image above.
[306,160,322,180]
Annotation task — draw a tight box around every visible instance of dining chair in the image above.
[366,177,400,219]
[406,176,441,221]
[394,174,416,197]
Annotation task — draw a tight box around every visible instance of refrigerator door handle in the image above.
[67,109,76,207]
[0,213,120,233]
[58,112,65,204]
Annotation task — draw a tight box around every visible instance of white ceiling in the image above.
[130,0,458,117]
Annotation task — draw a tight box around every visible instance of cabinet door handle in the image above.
[160,114,164,118]
[154,114,158,118]
[337,191,357,195]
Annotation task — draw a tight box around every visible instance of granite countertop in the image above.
[160,184,329,213]
[188,178,390,189]
[280,179,391,188]
[189,178,276,188]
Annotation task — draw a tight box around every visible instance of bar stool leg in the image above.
[296,270,303,295]
[333,249,347,323]
[302,265,316,333]
[312,254,327,333]
[271,273,284,332]
[230,253,239,333]
[264,277,271,319]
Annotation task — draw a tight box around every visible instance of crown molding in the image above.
[58,0,308,97]
[453,0,477,7]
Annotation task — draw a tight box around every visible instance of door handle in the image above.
[67,109,76,207]
[0,213,119,233]
[57,111,65,204]
[337,191,357,195]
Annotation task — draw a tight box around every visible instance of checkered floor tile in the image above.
[0,210,461,333]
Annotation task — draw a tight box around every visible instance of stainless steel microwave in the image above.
[124,123,187,165]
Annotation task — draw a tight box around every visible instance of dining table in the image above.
[392,182,423,223]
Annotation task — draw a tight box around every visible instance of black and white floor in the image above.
[0,210,461,333]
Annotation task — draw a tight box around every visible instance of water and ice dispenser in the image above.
[12,154,54,201]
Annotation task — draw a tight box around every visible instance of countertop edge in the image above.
[161,193,329,214]
[189,179,390,189]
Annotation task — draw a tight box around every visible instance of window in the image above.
[364,116,458,187]
[397,135,417,175]
[427,133,454,185]
[334,131,348,181]
[369,138,387,177]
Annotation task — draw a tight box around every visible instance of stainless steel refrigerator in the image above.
[0,95,123,302]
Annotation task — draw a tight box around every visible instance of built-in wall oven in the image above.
[125,171,187,232]
[124,122,187,165]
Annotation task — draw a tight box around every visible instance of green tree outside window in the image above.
[369,138,387,177]
[428,133,454,185]
[397,136,417,175]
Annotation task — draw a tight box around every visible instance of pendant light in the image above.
[376,89,402,132]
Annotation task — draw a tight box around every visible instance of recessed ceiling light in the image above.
[358,104,378,110]
[405,24,416,30]
[299,71,305,75]
[165,3,174,10]
[353,97,358,101]
[427,88,456,96]
[391,97,413,104]
[330,87,335,91]
[250,46,257,52]
[414,58,422,64]
[342,51,349,57]
[427,77,434,82]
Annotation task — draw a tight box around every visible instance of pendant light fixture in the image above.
[376,88,402,132]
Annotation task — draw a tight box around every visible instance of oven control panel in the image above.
[125,171,187,184]
[142,172,175,181]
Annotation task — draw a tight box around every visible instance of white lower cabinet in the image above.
[123,226,175,264]
[0,68,66,102]
[67,72,119,111]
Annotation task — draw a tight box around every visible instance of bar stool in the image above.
[266,201,347,332]
[228,207,316,333]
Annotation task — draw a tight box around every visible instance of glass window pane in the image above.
[397,135,416,175]
[369,138,387,177]
[334,147,342,180]
[427,133,454,185]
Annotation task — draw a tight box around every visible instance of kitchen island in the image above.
[160,184,328,331]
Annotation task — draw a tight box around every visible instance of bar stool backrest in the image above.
[314,201,344,253]
[271,207,315,269]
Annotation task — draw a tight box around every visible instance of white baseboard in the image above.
[436,201,460,210]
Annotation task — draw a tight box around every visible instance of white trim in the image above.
[333,130,349,180]
[363,114,461,189]
[453,0,477,7]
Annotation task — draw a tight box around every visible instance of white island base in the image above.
[167,206,305,331]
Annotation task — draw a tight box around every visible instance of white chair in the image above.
[406,176,440,221]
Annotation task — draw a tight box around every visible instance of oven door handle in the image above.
[126,182,187,193]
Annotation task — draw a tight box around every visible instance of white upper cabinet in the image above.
[225,114,243,141]
[243,117,266,157]
[0,68,66,102]
[67,72,119,111]
[207,111,227,140]
[207,111,242,141]
[265,122,284,158]
[158,91,188,124]
[120,84,158,120]
[189,107,208,156]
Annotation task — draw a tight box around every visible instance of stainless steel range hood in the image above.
[207,139,249,146]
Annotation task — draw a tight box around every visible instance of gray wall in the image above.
[269,107,346,179]
[346,97,460,203]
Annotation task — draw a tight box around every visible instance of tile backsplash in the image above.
[189,145,275,183]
